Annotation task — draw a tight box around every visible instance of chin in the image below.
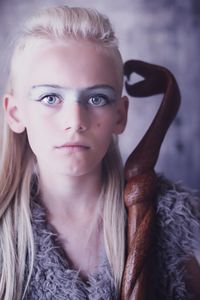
[56,162,101,178]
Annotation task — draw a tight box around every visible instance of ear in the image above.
[113,95,129,134]
[3,94,26,133]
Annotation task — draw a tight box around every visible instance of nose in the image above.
[60,102,90,132]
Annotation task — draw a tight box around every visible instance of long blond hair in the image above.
[0,6,126,299]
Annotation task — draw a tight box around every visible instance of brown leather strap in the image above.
[121,60,181,299]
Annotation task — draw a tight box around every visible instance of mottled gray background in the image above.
[0,0,199,191]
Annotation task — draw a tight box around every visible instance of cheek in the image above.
[24,115,52,155]
[25,125,42,155]
[94,109,117,131]
[24,105,53,133]
[94,116,116,150]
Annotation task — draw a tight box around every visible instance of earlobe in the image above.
[3,94,25,133]
[114,95,129,134]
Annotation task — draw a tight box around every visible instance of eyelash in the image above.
[39,94,63,106]
[36,93,114,107]
[88,94,111,107]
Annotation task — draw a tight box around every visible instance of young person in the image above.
[0,5,199,300]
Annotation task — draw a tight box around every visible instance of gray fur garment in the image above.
[24,197,118,300]
[151,177,200,300]
[24,176,200,299]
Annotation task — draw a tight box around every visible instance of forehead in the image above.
[12,40,123,95]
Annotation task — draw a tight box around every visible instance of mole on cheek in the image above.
[97,123,101,127]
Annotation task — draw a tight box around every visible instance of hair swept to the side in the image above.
[20,6,118,45]
[0,5,126,299]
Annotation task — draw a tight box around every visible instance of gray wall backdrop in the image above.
[0,0,199,191]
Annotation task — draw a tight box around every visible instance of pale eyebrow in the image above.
[30,84,116,94]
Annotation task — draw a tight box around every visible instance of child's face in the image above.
[6,40,128,178]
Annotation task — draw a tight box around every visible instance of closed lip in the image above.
[55,142,90,149]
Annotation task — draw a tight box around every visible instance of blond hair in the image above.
[0,6,126,299]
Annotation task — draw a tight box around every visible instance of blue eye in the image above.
[41,94,62,106]
[88,95,109,107]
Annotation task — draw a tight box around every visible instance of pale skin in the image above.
[4,40,128,277]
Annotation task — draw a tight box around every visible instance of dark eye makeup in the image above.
[29,85,117,107]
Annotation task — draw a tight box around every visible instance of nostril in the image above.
[77,124,87,132]
[64,123,87,132]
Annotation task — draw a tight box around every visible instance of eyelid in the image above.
[87,94,110,106]
[40,93,62,100]
[38,93,64,106]
[30,88,116,105]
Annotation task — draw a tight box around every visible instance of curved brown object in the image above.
[121,60,181,299]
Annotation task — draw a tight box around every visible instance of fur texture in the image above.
[24,177,200,299]
[24,199,118,299]
[152,176,200,299]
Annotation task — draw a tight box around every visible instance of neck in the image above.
[38,167,102,219]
